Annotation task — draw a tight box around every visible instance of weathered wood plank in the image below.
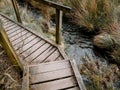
[44,50,61,62]
[31,77,77,90]
[15,37,41,53]
[32,46,56,63]
[30,67,74,84]
[4,24,18,32]
[55,55,63,61]
[5,25,18,32]
[7,26,21,35]
[10,30,28,42]
[29,60,70,75]
[8,29,24,38]
[21,40,46,58]
[2,19,9,24]
[3,21,15,28]
[24,43,50,62]
[0,17,7,22]
[12,33,33,46]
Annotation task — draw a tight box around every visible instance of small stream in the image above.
[62,19,108,65]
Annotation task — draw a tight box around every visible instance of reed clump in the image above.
[80,57,120,90]
[69,0,120,64]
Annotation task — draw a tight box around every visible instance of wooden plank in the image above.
[33,0,71,12]
[3,21,15,27]
[70,59,86,90]
[43,50,61,62]
[3,21,13,26]
[13,34,35,46]
[66,87,80,90]
[31,77,77,90]
[55,55,63,61]
[12,33,32,50]
[29,60,70,75]
[15,37,41,52]
[10,30,28,42]
[0,16,7,21]
[21,40,46,59]
[24,43,50,62]
[6,26,21,35]
[4,24,18,32]
[1,19,9,23]
[32,46,56,63]
[30,67,74,84]
[8,29,24,38]
[3,20,13,24]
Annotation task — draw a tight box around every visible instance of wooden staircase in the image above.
[0,13,86,90]
[22,60,85,90]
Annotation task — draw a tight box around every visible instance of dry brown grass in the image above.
[80,57,120,90]
[69,0,116,32]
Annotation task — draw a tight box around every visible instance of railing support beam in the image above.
[56,9,62,45]
[0,20,23,74]
[11,0,22,23]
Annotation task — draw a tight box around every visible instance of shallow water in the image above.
[62,21,108,64]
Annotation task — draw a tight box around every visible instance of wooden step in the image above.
[22,59,84,90]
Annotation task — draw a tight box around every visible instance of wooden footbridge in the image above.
[0,0,86,90]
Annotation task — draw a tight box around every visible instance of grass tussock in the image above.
[80,57,120,90]
[70,0,116,32]
[68,0,120,64]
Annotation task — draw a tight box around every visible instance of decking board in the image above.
[13,33,33,46]
[31,77,77,90]
[30,67,74,84]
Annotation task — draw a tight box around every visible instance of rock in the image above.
[93,33,115,49]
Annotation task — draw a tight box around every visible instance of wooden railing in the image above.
[11,0,71,45]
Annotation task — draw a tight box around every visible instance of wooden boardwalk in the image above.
[0,13,66,66]
[0,13,86,90]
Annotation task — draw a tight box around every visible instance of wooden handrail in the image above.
[33,0,71,44]
[33,0,71,12]
[11,0,71,44]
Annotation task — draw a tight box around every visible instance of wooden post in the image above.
[22,66,29,90]
[0,20,23,74]
[56,9,62,45]
[11,0,22,23]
